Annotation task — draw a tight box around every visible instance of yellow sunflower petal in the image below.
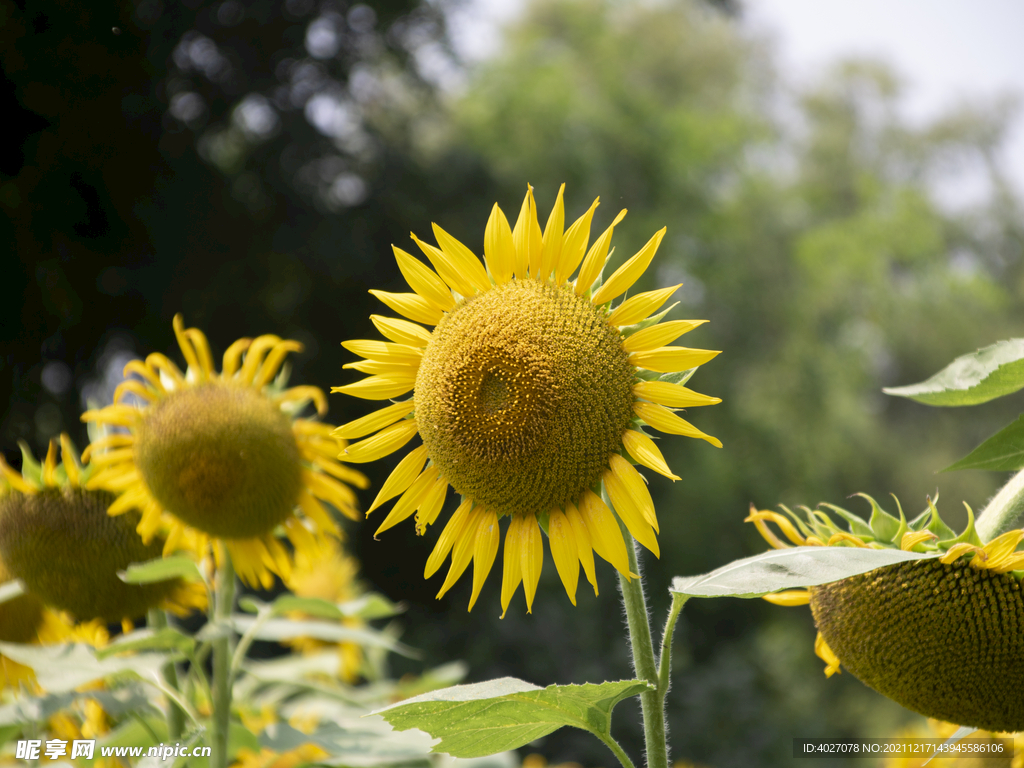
[606,454,659,531]
[555,197,599,286]
[606,284,680,327]
[591,227,666,305]
[410,233,477,298]
[331,375,415,401]
[221,337,252,377]
[621,429,680,481]
[343,420,419,463]
[512,185,541,280]
[763,589,811,606]
[815,632,842,678]
[548,510,579,605]
[576,209,627,296]
[604,476,660,558]
[367,445,429,513]
[172,314,203,378]
[578,489,630,578]
[342,359,419,377]
[0,455,36,494]
[393,246,456,312]
[342,340,423,365]
[436,506,484,599]
[629,346,720,373]
[633,401,722,447]
[113,379,156,404]
[59,434,81,487]
[484,203,515,285]
[374,465,439,537]
[565,502,598,596]
[632,380,721,408]
[414,472,450,534]
[500,515,525,617]
[900,531,938,551]
[370,315,432,347]
[622,320,709,353]
[537,183,565,281]
[274,385,328,415]
[122,359,165,393]
[368,290,443,325]
[332,401,415,441]
[425,499,473,579]
[520,515,544,613]
[430,224,492,295]
[744,508,806,549]
[469,509,500,610]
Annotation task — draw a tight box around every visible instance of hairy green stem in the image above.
[209,546,236,768]
[597,732,639,768]
[605,487,668,768]
[656,594,686,699]
[148,609,185,740]
[976,467,1024,542]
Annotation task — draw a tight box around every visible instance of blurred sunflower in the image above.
[882,719,1023,768]
[336,185,720,614]
[0,435,204,625]
[749,496,1024,733]
[82,316,369,588]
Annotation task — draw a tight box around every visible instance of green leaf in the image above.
[373,678,652,758]
[259,720,435,767]
[943,415,1024,471]
[0,642,170,692]
[670,546,940,599]
[119,555,203,584]
[228,616,419,658]
[241,593,403,621]
[883,339,1024,406]
[95,627,196,659]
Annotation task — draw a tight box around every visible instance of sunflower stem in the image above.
[148,609,185,740]
[977,467,1024,541]
[656,594,686,698]
[606,488,669,768]
[597,732,639,768]
[210,545,236,768]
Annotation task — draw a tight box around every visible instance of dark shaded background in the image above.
[5,1,1024,766]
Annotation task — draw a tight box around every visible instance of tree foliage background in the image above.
[4,0,1023,766]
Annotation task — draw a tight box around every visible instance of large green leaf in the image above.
[228,615,418,658]
[0,642,169,691]
[943,415,1024,471]
[882,339,1024,406]
[671,546,940,599]
[373,678,651,758]
[119,555,204,584]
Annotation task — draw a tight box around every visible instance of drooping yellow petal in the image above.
[238,335,284,386]
[564,502,598,595]
[81,404,142,427]
[172,314,203,379]
[331,375,415,401]
[437,506,484,599]
[632,380,721,408]
[537,183,565,281]
[622,320,709,353]
[633,401,722,447]
[370,315,432,347]
[578,489,630,578]
[302,470,356,523]
[221,337,252,377]
[555,197,599,285]
[576,209,626,296]
[342,340,423,365]
[548,510,579,605]
[744,508,807,549]
[80,434,133,462]
[431,224,492,295]
[113,379,156,404]
[425,499,473,578]
[410,233,477,298]
[763,590,811,606]
[253,341,304,388]
[184,326,216,378]
[368,290,443,325]
[342,420,419,463]
[333,401,416,440]
[621,429,680,481]
[122,359,165,393]
[484,203,515,285]
[606,454,659,531]
[630,346,720,373]
[59,434,81,487]
[899,531,938,551]
[367,445,429,513]
[414,472,449,534]
[815,632,842,678]
[520,515,544,613]
[274,385,328,415]
[980,529,1024,568]
[512,185,540,280]
[500,515,525,617]
[592,227,666,305]
[374,465,439,536]
[606,284,680,327]
[393,246,456,312]
[469,509,500,610]
[604,480,661,559]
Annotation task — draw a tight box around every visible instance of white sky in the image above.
[449,0,1024,197]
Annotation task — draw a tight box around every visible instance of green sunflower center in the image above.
[0,488,175,621]
[811,558,1024,732]
[135,381,302,538]
[415,279,634,517]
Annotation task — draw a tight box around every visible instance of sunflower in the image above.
[749,496,1024,733]
[335,185,721,614]
[82,316,370,588]
[0,434,203,624]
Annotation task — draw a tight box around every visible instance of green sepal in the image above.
[16,442,42,486]
[859,493,902,544]
[817,503,876,541]
[658,367,698,386]
[922,497,958,541]
[777,505,818,541]
[536,510,551,536]
[617,303,679,338]
[937,502,984,549]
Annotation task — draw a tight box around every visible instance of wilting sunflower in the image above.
[82,316,369,588]
[0,435,203,623]
[335,185,721,614]
[748,496,1024,733]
